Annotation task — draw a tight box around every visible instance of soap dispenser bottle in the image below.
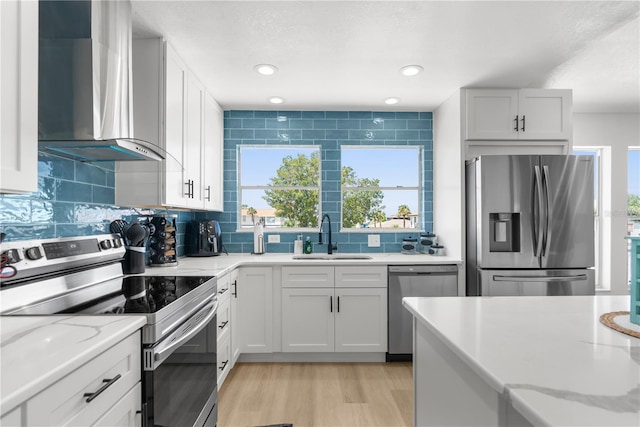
[304,237,313,254]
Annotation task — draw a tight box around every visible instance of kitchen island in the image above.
[403,295,639,426]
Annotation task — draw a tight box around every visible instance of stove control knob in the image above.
[2,249,22,263]
[100,240,113,250]
[112,238,123,248]
[25,247,43,261]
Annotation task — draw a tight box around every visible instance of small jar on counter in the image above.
[401,237,418,254]
[419,232,436,254]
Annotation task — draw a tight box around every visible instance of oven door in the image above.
[143,297,218,427]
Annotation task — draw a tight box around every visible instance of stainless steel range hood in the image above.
[38,0,163,162]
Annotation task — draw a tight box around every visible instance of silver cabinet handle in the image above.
[206,185,211,201]
[521,115,526,132]
[83,374,121,402]
[493,275,587,282]
[514,115,519,132]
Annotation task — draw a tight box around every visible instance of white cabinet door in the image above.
[163,43,189,207]
[0,0,38,194]
[238,267,273,353]
[282,288,335,352]
[185,71,204,209]
[217,336,231,387]
[229,269,241,366]
[202,92,224,211]
[465,89,519,140]
[335,288,387,352]
[518,89,572,140]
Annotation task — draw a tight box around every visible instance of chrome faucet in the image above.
[319,214,338,255]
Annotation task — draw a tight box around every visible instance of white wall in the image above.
[433,90,465,293]
[573,113,639,295]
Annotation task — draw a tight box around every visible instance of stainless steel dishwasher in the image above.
[387,265,458,361]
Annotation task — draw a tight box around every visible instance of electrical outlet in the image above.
[368,234,380,248]
[267,234,280,243]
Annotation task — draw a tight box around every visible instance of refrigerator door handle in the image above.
[533,165,545,257]
[542,165,551,257]
[492,274,588,282]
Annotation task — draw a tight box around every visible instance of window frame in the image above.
[339,145,423,232]
[628,146,640,289]
[237,144,322,232]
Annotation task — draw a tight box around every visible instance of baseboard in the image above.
[238,352,386,363]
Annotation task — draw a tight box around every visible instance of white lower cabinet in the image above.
[238,267,273,353]
[281,266,387,353]
[24,332,141,426]
[217,336,231,387]
[282,287,335,352]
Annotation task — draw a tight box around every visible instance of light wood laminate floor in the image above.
[218,362,413,427]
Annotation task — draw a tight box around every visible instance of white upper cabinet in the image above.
[465,89,572,141]
[0,0,38,194]
[115,39,223,211]
[202,92,224,211]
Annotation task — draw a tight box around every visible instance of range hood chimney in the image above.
[38,0,163,162]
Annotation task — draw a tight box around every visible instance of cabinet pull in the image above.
[514,115,519,132]
[330,295,333,312]
[232,280,237,298]
[521,115,526,132]
[337,296,340,313]
[219,360,229,371]
[218,287,227,295]
[184,180,194,198]
[206,185,211,201]
[83,374,121,403]
[218,320,229,329]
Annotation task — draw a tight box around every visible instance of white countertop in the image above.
[403,295,640,427]
[139,252,462,277]
[0,315,146,413]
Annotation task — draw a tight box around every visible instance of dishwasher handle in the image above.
[388,265,458,274]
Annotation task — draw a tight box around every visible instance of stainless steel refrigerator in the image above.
[466,155,595,296]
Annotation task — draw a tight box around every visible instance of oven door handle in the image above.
[150,298,219,368]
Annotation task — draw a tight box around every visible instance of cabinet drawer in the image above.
[335,266,387,288]
[217,273,231,304]
[216,297,231,342]
[282,266,334,288]
[93,382,141,427]
[26,332,141,427]
[217,336,231,387]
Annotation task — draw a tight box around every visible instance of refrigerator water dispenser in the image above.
[489,213,520,252]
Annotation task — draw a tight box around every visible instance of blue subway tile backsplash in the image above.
[0,153,194,254]
[1,110,434,256]
[197,110,434,254]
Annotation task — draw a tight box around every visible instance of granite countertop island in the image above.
[403,295,639,427]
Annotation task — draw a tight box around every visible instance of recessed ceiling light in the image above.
[268,96,285,104]
[384,97,400,105]
[254,64,278,76]
[400,65,423,77]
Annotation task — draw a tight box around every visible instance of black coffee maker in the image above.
[186,220,223,256]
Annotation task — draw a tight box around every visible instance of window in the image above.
[628,147,640,287]
[239,146,321,229]
[341,146,421,230]
[573,148,602,288]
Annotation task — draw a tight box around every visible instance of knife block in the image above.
[148,215,178,266]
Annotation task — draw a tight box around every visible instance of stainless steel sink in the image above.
[292,254,373,260]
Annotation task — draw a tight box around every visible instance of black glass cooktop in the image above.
[61,275,214,315]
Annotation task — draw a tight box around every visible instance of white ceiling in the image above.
[131,0,640,113]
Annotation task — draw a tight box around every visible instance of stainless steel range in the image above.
[0,234,219,427]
